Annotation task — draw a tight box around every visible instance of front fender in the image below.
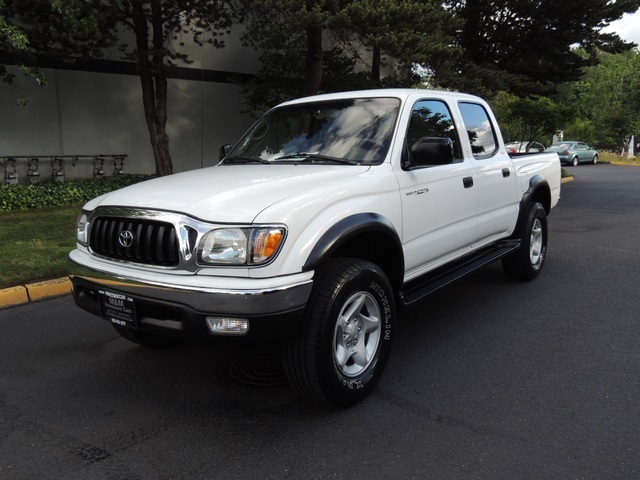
[302,213,404,290]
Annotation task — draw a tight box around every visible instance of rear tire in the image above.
[282,258,394,407]
[502,202,548,281]
[112,324,180,348]
[572,156,579,167]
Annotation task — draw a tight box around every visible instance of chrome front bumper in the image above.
[68,251,313,341]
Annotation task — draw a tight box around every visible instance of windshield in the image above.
[225,98,401,165]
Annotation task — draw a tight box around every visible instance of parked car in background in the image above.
[505,141,546,153]
[546,141,598,166]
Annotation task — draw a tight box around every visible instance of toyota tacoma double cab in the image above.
[69,89,561,407]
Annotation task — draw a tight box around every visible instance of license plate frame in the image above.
[99,289,138,329]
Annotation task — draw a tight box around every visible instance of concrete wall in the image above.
[1,29,260,182]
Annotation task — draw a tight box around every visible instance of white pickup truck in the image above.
[69,89,561,407]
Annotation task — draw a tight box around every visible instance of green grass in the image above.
[0,205,80,288]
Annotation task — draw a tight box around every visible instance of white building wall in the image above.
[1,28,260,182]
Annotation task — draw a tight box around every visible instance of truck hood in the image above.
[85,164,370,223]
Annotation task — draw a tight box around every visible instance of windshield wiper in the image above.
[273,153,358,165]
[222,155,270,165]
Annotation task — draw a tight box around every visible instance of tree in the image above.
[118,1,236,175]
[333,0,457,84]
[490,91,567,146]
[2,0,237,176]
[443,0,640,98]
[241,0,348,104]
[568,49,640,153]
[240,0,457,114]
[239,31,375,117]
[1,1,27,83]
[0,0,47,99]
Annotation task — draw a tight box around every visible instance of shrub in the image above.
[0,174,154,211]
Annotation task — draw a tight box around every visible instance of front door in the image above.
[395,98,478,280]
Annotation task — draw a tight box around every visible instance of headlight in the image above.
[199,227,285,266]
[200,228,247,265]
[76,213,89,246]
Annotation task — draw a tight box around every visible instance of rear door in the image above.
[457,102,519,244]
[576,142,589,162]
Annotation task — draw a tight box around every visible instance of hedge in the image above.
[0,174,154,211]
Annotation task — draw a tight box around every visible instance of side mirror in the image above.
[409,136,454,167]
[219,144,232,161]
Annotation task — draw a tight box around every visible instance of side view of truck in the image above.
[69,89,561,407]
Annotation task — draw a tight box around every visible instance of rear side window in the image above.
[458,102,498,159]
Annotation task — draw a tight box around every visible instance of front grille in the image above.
[89,216,180,266]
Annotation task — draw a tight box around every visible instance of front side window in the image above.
[227,98,401,166]
[406,99,462,162]
[458,102,498,158]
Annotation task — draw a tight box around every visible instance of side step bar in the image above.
[400,240,521,306]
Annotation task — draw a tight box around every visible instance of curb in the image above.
[0,277,72,310]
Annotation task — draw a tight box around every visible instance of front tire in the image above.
[592,154,598,165]
[282,258,394,407]
[502,202,548,281]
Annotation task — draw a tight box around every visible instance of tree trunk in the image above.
[300,25,323,97]
[371,44,381,82]
[130,0,173,176]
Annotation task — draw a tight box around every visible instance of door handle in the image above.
[502,168,511,178]
[463,176,474,188]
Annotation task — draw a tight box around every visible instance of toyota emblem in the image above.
[119,230,134,248]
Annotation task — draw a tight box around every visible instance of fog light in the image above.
[205,317,249,335]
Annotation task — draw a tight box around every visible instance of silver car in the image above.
[505,141,546,153]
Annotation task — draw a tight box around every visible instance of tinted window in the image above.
[458,102,498,158]
[406,99,462,161]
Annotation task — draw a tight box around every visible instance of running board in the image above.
[400,240,521,306]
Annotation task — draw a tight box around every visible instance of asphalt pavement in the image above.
[1,164,639,479]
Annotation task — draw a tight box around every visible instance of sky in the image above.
[602,10,640,46]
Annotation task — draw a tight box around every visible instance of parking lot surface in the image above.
[1,164,639,479]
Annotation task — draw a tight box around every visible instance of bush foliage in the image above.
[0,174,154,211]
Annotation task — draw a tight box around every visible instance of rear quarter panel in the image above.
[510,152,561,210]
